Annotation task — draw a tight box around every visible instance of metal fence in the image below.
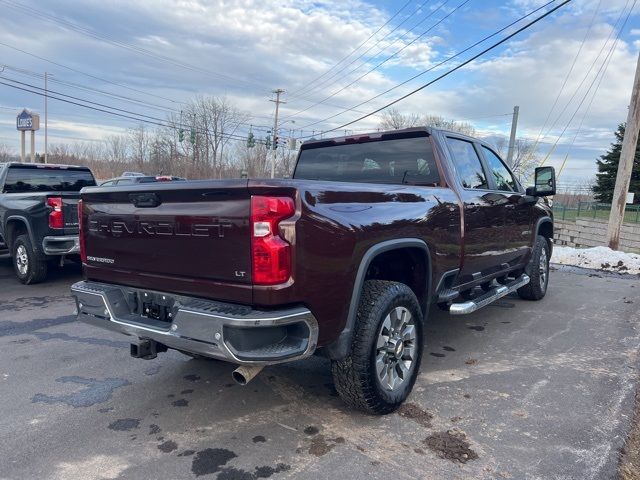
[552,201,640,224]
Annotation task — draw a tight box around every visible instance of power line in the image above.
[1,0,269,93]
[289,0,415,96]
[290,0,438,101]
[283,0,468,121]
[0,40,181,105]
[2,64,177,114]
[0,79,256,143]
[0,66,275,132]
[538,0,635,166]
[296,0,564,135]
[548,0,636,177]
[526,0,603,158]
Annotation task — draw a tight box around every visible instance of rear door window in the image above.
[294,136,440,186]
[445,137,488,189]
[481,146,518,192]
[3,166,96,192]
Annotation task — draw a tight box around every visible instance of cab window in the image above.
[445,137,488,189]
[482,146,517,192]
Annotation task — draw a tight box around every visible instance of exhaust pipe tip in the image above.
[232,365,264,386]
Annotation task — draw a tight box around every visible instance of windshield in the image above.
[294,136,440,186]
[3,166,96,193]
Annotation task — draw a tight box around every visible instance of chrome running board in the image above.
[449,274,530,315]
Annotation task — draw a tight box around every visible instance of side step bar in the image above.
[449,274,530,315]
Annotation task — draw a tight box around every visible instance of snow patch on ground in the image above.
[552,246,640,275]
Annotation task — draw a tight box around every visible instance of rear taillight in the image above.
[47,197,64,229]
[250,196,295,285]
[78,200,86,263]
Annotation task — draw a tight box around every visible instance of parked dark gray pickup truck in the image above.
[71,127,555,413]
[0,162,96,283]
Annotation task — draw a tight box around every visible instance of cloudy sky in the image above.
[0,0,638,183]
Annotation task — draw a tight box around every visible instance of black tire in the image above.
[517,235,550,301]
[12,234,48,285]
[331,280,424,415]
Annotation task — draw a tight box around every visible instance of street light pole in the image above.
[269,89,285,178]
[44,71,48,164]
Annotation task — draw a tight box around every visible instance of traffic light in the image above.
[178,129,184,142]
[246,132,256,148]
[273,136,279,150]
[190,129,196,144]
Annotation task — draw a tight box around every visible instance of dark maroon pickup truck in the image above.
[71,127,555,414]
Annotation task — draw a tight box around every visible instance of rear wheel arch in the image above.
[325,239,432,360]
[5,217,32,250]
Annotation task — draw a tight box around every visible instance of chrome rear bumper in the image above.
[71,280,318,365]
[43,235,79,255]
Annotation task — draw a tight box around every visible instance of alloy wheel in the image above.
[375,306,417,391]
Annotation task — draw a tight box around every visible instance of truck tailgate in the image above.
[81,180,252,285]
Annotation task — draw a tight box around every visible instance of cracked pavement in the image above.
[0,258,639,479]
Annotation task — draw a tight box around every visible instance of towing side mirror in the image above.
[526,166,556,197]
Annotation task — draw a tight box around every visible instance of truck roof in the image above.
[300,126,481,149]
[3,162,92,170]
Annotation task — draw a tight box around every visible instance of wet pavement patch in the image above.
[184,374,201,382]
[32,376,130,408]
[468,325,485,331]
[180,389,194,394]
[443,346,456,351]
[158,440,178,453]
[191,448,237,477]
[217,463,291,480]
[0,295,68,312]
[0,315,75,337]
[423,430,478,463]
[172,399,189,407]
[252,435,266,443]
[430,352,445,357]
[149,424,161,435]
[397,402,433,428]
[33,331,128,348]
[178,450,196,457]
[144,365,161,376]
[108,418,140,431]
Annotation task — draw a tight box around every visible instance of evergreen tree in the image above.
[592,123,640,204]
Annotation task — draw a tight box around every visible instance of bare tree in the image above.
[422,115,476,136]
[129,124,150,172]
[378,108,422,130]
[0,143,16,162]
[378,109,476,136]
[494,137,540,179]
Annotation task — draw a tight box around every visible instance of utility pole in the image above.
[269,89,285,178]
[607,52,640,250]
[44,71,48,164]
[506,105,519,167]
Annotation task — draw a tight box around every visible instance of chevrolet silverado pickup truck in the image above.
[0,162,96,284]
[71,127,555,414]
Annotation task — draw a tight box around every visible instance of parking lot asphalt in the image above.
[0,257,639,480]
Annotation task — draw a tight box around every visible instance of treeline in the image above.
[1,96,298,181]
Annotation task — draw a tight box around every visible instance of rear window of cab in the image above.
[294,136,440,186]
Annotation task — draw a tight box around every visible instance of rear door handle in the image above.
[129,193,161,208]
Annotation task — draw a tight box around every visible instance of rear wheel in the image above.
[517,235,550,300]
[332,280,423,415]
[12,234,47,284]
